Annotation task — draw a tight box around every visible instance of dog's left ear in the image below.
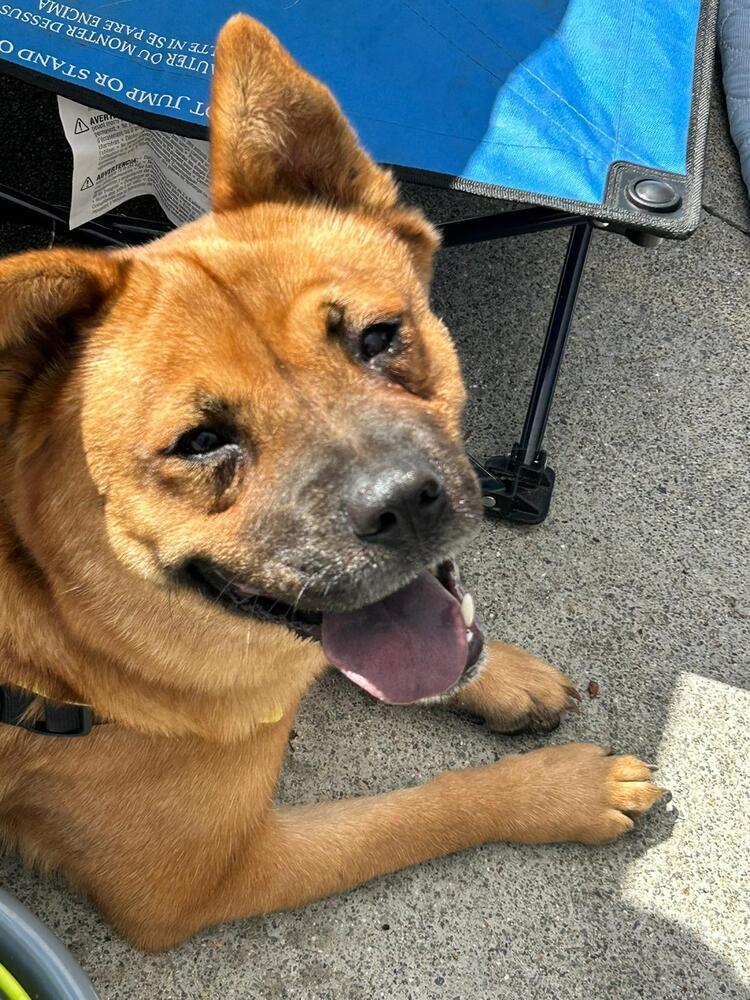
[210,15,439,280]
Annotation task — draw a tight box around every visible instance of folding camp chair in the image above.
[0,0,718,523]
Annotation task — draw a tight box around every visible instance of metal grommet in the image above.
[481,495,496,508]
[626,178,681,213]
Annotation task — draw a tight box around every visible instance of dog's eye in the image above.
[360,321,400,360]
[170,426,235,458]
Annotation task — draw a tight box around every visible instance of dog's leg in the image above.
[199,743,660,941]
[447,640,581,733]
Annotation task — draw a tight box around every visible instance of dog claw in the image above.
[664,799,679,821]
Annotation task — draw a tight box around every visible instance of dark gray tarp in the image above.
[720,0,750,195]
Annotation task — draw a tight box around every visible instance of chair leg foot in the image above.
[471,451,555,526]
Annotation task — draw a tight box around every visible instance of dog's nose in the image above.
[347,465,447,546]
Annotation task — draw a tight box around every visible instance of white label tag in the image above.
[57,96,209,230]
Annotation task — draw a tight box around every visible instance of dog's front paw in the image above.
[449,641,580,734]
[483,743,665,844]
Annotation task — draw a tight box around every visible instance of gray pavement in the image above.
[1,61,749,1000]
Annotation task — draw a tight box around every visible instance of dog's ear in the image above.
[210,15,439,280]
[0,249,123,413]
[0,248,122,351]
[210,14,397,214]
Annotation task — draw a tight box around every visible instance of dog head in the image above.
[0,16,484,706]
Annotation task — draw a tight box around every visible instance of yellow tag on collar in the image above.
[260,706,283,725]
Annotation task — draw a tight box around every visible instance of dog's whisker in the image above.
[467,455,495,479]
[291,580,311,616]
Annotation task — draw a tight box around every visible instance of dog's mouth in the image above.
[183,559,484,704]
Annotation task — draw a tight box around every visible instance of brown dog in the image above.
[0,16,662,950]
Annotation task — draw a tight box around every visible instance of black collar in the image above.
[0,684,94,737]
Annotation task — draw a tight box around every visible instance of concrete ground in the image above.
[0,58,748,1000]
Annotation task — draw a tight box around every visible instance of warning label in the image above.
[58,95,209,229]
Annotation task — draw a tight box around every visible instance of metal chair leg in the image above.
[476,221,594,524]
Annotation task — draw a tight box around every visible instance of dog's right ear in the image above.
[0,249,124,425]
[0,248,122,353]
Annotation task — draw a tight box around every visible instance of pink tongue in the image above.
[321,571,467,704]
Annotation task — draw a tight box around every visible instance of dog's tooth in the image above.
[460,593,475,627]
[466,628,473,642]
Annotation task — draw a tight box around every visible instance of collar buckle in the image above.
[1,686,94,737]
